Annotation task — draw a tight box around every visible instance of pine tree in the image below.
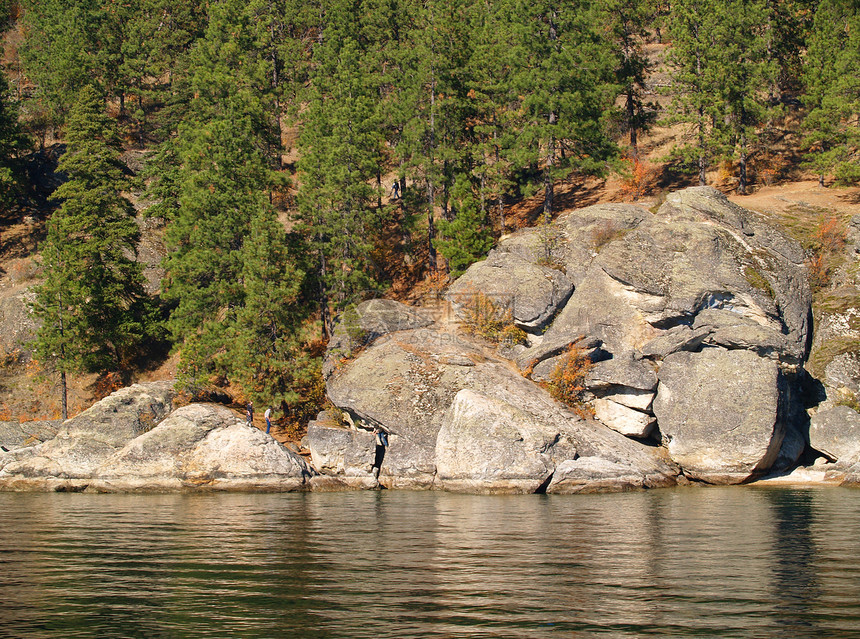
[666,0,780,193]
[504,0,617,228]
[663,0,725,185]
[435,174,493,277]
[31,86,153,418]
[297,0,386,338]
[0,71,29,208]
[802,0,860,185]
[156,0,316,412]
[605,0,657,160]
[712,0,780,194]
[230,211,313,415]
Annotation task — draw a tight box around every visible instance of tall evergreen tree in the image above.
[712,0,779,194]
[504,0,617,227]
[802,0,860,185]
[435,174,493,277]
[31,86,153,417]
[663,0,725,185]
[605,0,657,160]
[230,211,312,414]
[297,0,385,338]
[0,71,29,208]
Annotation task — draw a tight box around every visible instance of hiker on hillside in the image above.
[264,407,272,434]
[246,401,254,426]
[390,181,400,200]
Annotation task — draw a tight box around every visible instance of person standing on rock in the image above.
[372,426,389,479]
[246,401,254,426]
[264,407,272,434]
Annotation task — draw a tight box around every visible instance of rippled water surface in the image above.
[2,487,860,638]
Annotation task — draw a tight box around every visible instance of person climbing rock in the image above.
[246,401,254,426]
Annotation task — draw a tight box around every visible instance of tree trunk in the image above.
[317,247,332,340]
[427,177,437,272]
[494,133,505,231]
[376,171,383,209]
[427,73,437,272]
[738,134,747,195]
[56,278,68,420]
[60,370,67,420]
[543,115,557,226]
[626,89,638,160]
[697,106,707,186]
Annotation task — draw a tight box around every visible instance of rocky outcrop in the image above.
[326,319,678,492]
[319,187,817,491]
[447,251,573,331]
[0,420,60,451]
[89,404,313,492]
[0,384,312,492]
[809,405,860,466]
[435,389,577,493]
[323,298,435,378]
[0,381,176,480]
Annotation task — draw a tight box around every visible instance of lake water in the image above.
[1,487,859,638]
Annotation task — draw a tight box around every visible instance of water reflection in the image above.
[1,488,860,638]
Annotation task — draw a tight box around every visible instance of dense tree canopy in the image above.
[7,0,858,417]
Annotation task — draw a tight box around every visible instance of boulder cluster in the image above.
[310,187,860,492]
[1,187,858,493]
[0,382,313,492]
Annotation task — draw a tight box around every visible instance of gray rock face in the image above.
[542,189,809,365]
[809,405,860,465]
[824,352,860,395]
[448,250,573,331]
[0,420,60,451]
[306,422,376,478]
[653,348,787,483]
[547,456,673,494]
[0,381,175,479]
[317,187,815,492]
[0,392,314,492]
[324,299,434,378]
[326,325,678,492]
[435,389,576,493]
[591,398,655,438]
[91,404,312,492]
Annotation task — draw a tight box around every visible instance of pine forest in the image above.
[0,0,857,430]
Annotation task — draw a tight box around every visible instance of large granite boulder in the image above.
[317,187,817,491]
[809,405,860,466]
[0,381,176,480]
[324,299,434,377]
[447,250,573,331]
[89,403,313,492]
[538,188,810,365]
[434,389,577,493]
[652,348,788,483]
[304,412,380,489]
[326,324,678,492]
[546,456,674,494]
